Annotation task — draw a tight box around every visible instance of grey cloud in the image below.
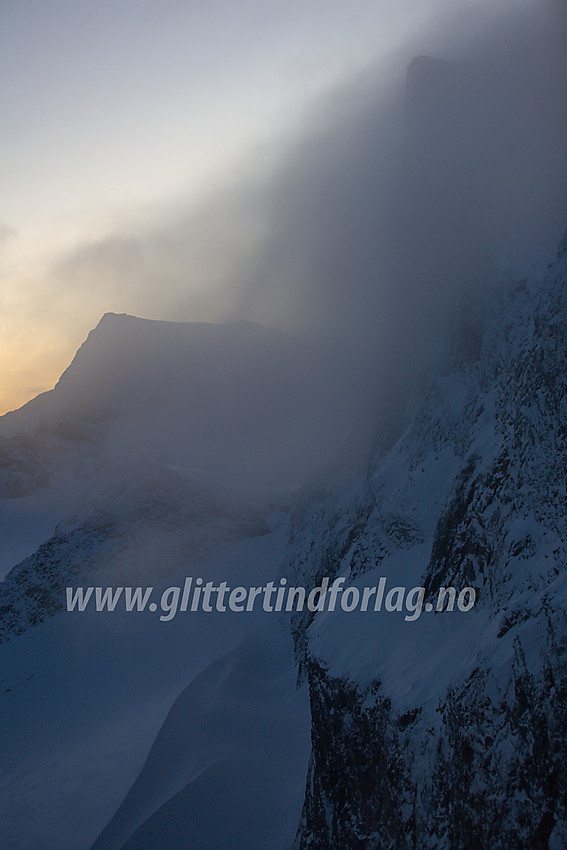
[231,1,567,334]
[51,0,567,461]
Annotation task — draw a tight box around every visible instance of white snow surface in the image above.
[0,523,310,850]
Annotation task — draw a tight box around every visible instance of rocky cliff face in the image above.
[0,459,270,643]
[288,239,567,849]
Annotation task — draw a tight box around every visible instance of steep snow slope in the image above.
[287,239,567,848]
[0,522,310,850]
[91,622,310,850]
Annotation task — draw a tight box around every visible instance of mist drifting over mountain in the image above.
[57,1,567,355]
[40,0,566,481]
[1,1,567,848]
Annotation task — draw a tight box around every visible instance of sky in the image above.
[1,0,566,415]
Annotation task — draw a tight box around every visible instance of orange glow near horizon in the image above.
[0,339,68,417]
[0,311,85,416]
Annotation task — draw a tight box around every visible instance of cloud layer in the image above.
[58,2,567,331]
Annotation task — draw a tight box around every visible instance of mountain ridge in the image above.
[286,236,567,848]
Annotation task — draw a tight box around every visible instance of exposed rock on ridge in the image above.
[290,241,567,849]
